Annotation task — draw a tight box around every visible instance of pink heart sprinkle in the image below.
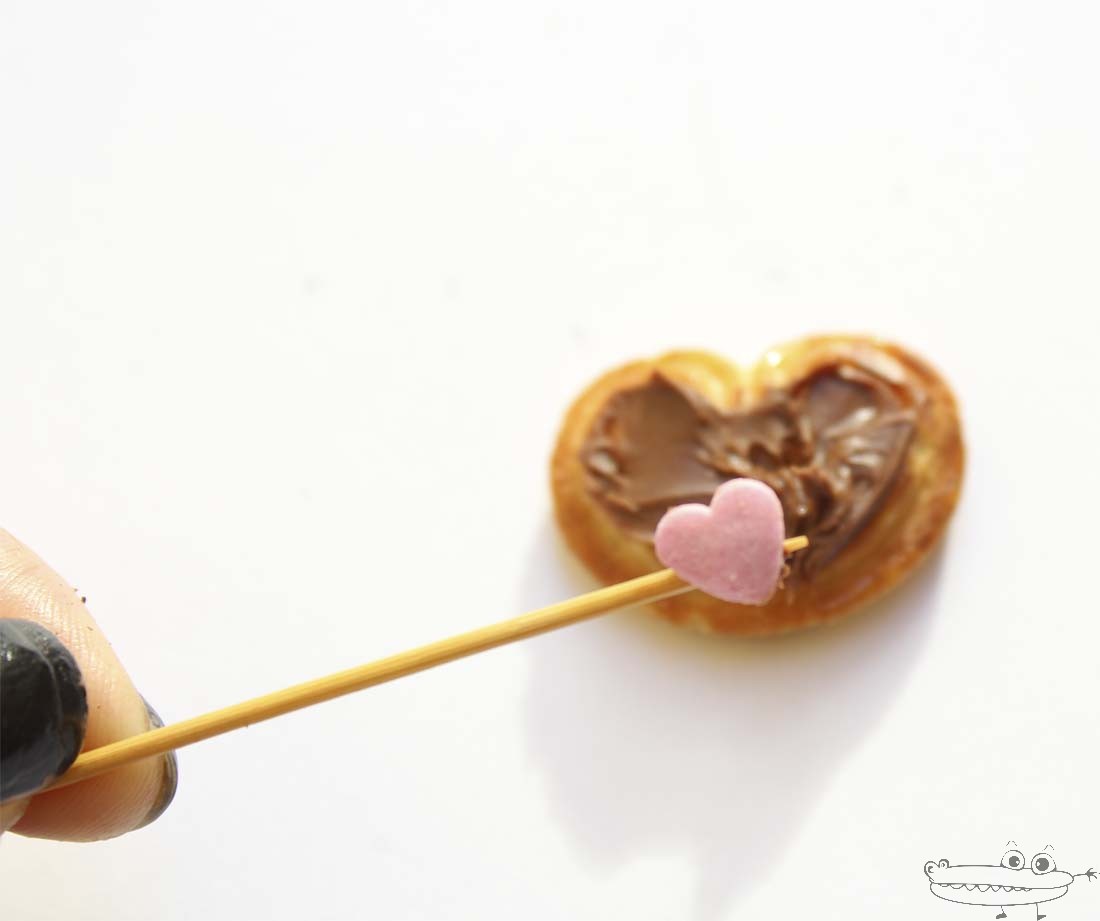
[654,479,785,605]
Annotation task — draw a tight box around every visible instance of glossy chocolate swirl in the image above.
[580,361,924,582]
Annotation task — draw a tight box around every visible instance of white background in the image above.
[2,2,1099,919]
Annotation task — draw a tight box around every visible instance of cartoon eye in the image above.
[1032,853,1057,874]
[1001,850,1026,870]
[938,859,950,868]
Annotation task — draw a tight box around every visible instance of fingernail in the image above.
[135,697,177,828]
[0,619,88,801]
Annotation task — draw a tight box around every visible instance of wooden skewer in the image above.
[48,536,808,792]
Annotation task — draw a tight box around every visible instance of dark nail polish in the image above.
[0,619,88,801]
[136,697,177,828]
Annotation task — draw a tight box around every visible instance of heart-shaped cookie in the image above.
[551,335,964,634]
[654,478,786,605]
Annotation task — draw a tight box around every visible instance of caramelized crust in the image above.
[551,336,965,634]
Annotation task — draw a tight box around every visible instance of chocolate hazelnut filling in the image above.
[580,360,924,583]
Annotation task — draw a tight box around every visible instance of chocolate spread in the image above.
[580,360,923,581]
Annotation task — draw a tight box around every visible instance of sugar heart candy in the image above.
[654,479,785,605]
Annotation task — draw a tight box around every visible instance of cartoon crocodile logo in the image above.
[924,844,1095,919]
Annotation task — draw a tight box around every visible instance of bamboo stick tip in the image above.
[783,535,809,553]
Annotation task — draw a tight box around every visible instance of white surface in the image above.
[2,2,1099,919]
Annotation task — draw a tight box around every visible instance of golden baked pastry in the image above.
[551,335,964,634]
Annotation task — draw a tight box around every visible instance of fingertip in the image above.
[0,531,179,840]
[15,750,173,841]
[13,696,178,840]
